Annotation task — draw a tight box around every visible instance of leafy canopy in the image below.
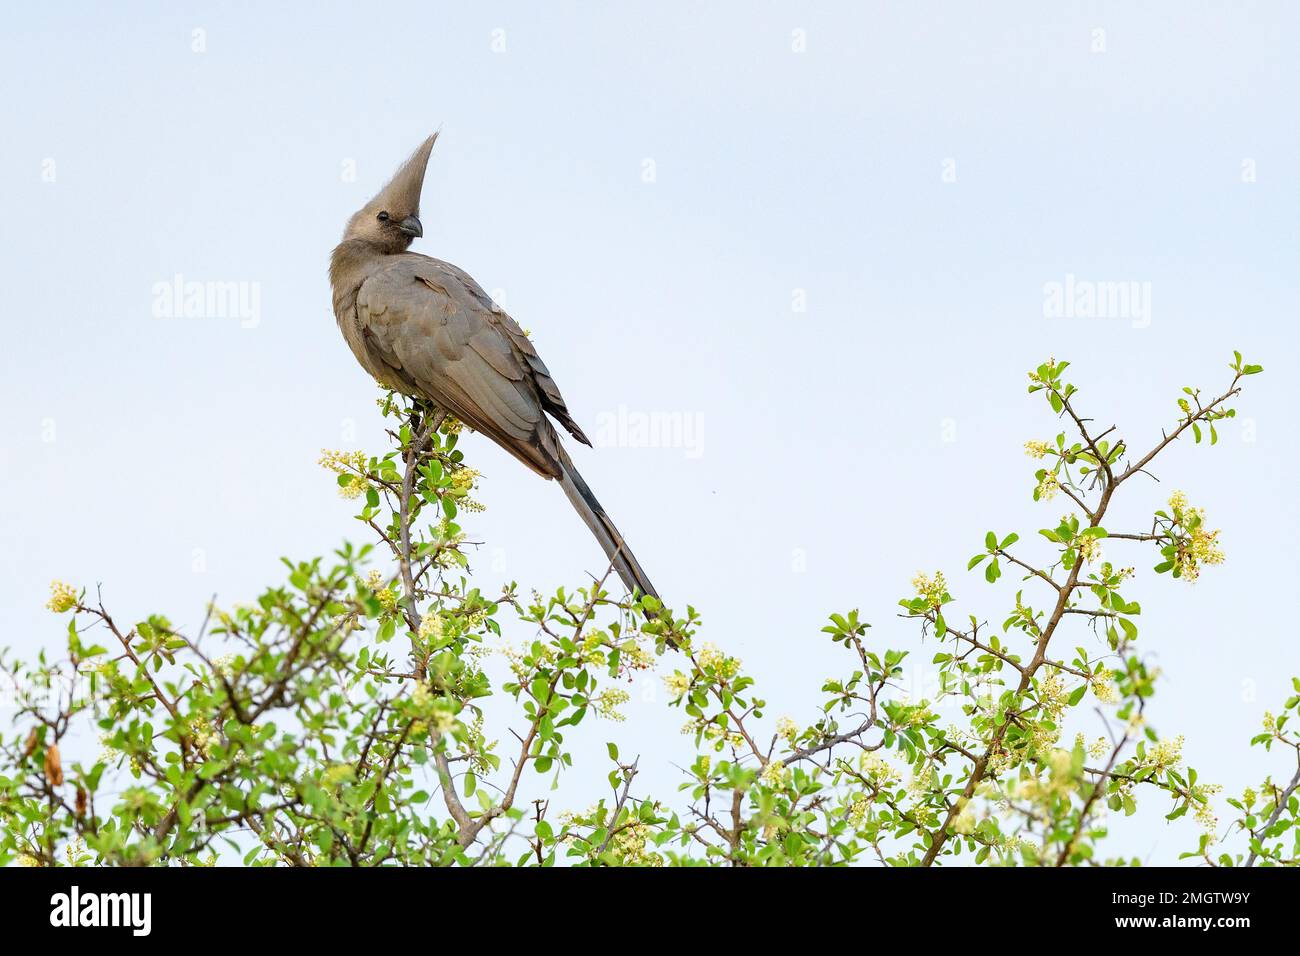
[3,353,1296,867]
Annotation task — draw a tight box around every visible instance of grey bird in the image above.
[330,134,658,603]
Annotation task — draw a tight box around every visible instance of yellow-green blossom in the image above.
[318,449,371,499]
[696,643,741,679]
[951,799,978,835]
[1191,784,1222,831]
[1077,534,1103,565]
[859,751,901,788]
[1035,471,1060,501]
[418,612,446,644]
[593,688,630,722]
[1145,735,1184,772]
[759,759,787,789]
[776,716,799,746]
[1037,672,1069,719]
[663,671,690,700]
[46,580,78,614]
[1168,492,1226,581]
[1091,667,1118,704]
[321,763,355,789]
[911,571,947,608]
[848,795,870,827]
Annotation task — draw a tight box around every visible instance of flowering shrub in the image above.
[2,353,1295,866]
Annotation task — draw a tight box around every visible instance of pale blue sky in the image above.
[1,2,1296,863]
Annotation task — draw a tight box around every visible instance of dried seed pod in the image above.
[75,785,87,818]
[43,744,63,787]
[21,728,39,759]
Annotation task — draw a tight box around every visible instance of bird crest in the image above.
[367,132,438,219]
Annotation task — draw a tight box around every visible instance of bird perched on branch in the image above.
[329,133,658,604]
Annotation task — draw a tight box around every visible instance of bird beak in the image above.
[399,216,423,238]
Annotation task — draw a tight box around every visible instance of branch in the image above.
[594,757,641,861]
[1245,761,1300,867]
[1118,376,1242,486]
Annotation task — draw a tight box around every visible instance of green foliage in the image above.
[2,354,1293,867]
[1182,678,1300,866]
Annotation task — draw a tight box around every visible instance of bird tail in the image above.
[556,453,659,603]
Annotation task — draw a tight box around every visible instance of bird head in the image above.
[342,133,438,253]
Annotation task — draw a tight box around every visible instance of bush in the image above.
[3,353,1295,866]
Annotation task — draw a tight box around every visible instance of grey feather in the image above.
[329,134,657,602]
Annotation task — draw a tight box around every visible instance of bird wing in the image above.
[355,255,588,478]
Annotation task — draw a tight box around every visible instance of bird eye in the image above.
[376,211,390,222]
